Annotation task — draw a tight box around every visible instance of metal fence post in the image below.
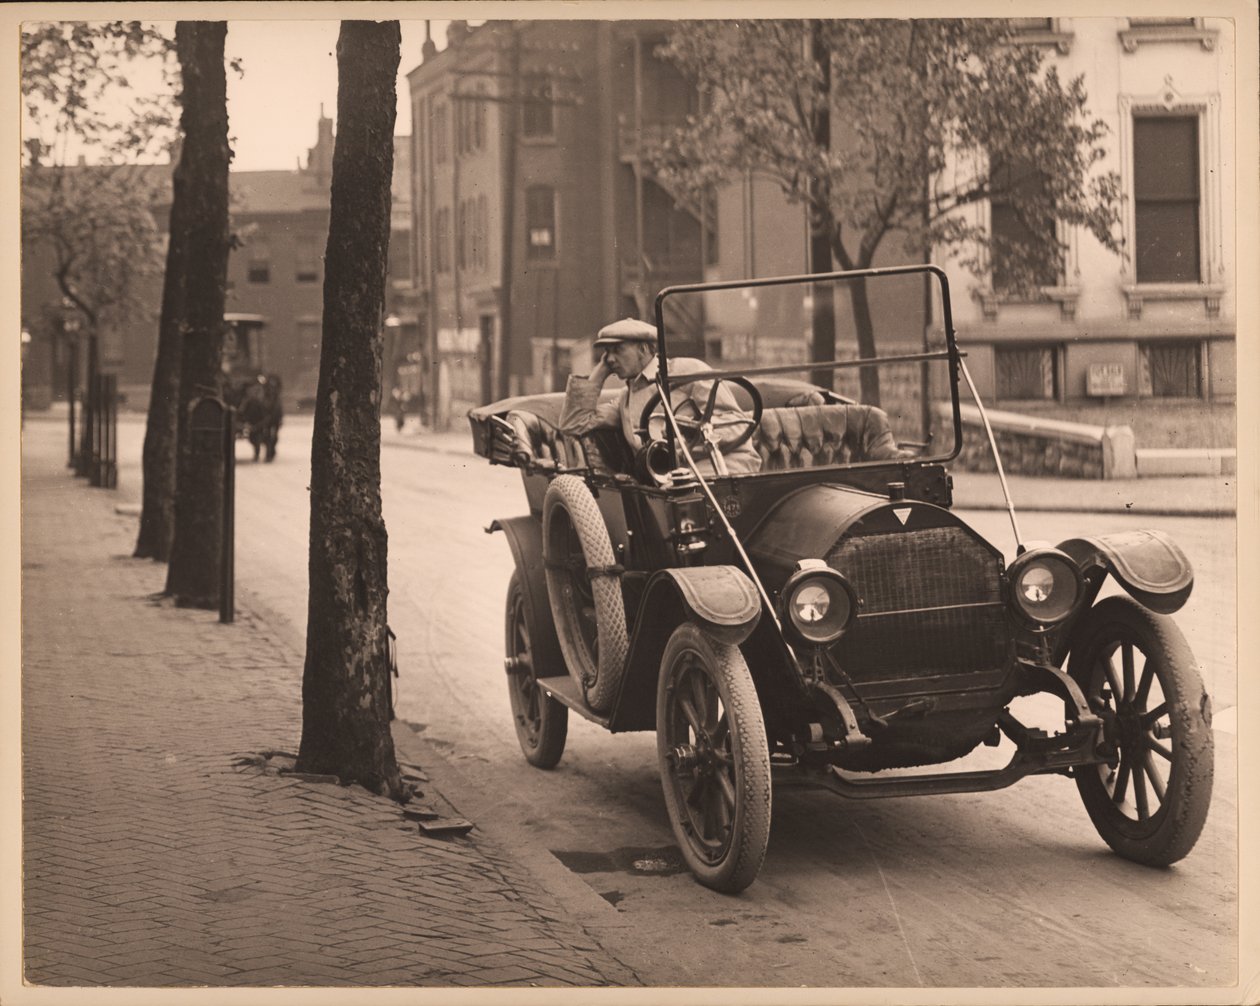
[101,374,118,489]
[220,406,235,624]
[67,340,79,471]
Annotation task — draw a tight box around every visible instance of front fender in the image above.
[487,515,563,674]
[1057,529,1194,615]
[608,566,762,732]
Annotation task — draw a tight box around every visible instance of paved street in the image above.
[19,410,1242,992]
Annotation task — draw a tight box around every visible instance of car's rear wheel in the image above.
[1069,595,1213,866]
[542,475,628,713]
[505,571,568,769]
[656,624,771,893]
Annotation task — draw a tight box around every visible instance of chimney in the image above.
[446,20,469,47]
[305,107,335,183]
[422,20,437,60]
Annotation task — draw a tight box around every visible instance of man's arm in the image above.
[675,361,752,450]
[558,358,620,436]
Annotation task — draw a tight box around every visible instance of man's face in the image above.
[602,341,654,380]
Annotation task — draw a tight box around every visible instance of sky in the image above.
[225,21,443,172]
[19,18,454,172]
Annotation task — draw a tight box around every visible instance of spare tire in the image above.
[542,475,629,713]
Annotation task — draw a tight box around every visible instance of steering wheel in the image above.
[636,375,764,455]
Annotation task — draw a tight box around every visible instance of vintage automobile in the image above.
[222,313,283,462]
[468,265,1213,893]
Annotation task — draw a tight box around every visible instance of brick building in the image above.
[21,116,416,414]
[406,19,711,424]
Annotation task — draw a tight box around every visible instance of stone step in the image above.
[1135,447,1236,478]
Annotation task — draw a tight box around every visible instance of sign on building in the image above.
[1086,362,1127,397]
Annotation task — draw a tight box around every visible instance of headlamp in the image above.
[1007,548,1083,627]
[781,560,857,645]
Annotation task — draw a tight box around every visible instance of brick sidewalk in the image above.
[19,433,636,989]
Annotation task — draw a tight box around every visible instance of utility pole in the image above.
[808,20,836,390]
[497,25,521,401]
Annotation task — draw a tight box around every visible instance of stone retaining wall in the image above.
[937,403,1136,479]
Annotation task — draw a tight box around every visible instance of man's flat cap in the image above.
[594,317,657,347]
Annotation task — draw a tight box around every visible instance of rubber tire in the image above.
[542,475,629,713]
[656,624,772,894]
[505,571,568,769]
[1069,595,1213,866]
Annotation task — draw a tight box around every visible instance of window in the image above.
[1007,17,1073,53]
[1120,17,1217,52]
[1129,17,1195,26]
[455,85,487,156]
[295,238,320,283]
[990,154,1058,295]
[247,240,271,285]
[1140,341,1201,397]
[995,345,1058,400]
[434,207,450,273]
[477,195,489,271]
[525,186,556,259]
[432,102,449,164]
[1134,116,1200,284]
[457,195,489,273]
[1009,17,1052,31]
[522,76,554,138]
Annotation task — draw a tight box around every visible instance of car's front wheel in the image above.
[656,623,771,893]
[505,571,568,769]
[1069,595,1213,866]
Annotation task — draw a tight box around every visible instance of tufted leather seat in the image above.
[754,404,909,470]
[505,410,583,470]
[503,411,635,475]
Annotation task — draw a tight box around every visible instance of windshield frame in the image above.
[651,263,964,474]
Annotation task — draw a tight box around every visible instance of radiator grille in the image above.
[827,525,1010,681]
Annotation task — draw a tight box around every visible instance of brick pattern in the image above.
[21,436,633,988]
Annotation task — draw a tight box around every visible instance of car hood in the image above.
[743,482,994,592]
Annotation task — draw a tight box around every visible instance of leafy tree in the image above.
[21,164,166,362]
[21,21,181,548]
[20,21,175,444]
[163,22,232,607]
[652,19,1121,403]
[22,21,174,165]
[296,21,405,799]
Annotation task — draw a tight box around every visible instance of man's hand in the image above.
[589,356,612,387]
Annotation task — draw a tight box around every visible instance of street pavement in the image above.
[18,420,639,990]
[15,409,1243,993]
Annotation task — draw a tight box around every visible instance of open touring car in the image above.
[468,265,1213,893]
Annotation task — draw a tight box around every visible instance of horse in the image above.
[232,373,283,462]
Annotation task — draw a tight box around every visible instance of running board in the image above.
[536,675,613,729]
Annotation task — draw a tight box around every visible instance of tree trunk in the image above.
[848,274,882,407]
[296,21,404,800]
[164,21,231,607]
[135,133,190,561]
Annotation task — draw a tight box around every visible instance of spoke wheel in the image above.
[1069,596,1213,866]
[505,571,568,769]
[656,624,771,893]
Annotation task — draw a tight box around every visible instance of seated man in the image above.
[559,318,761,476]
